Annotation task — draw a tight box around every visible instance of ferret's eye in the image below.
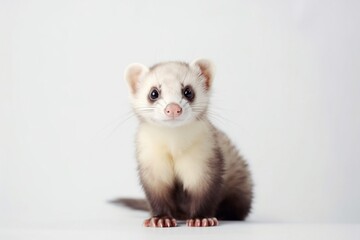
[183,86,194,101]
[149,88,160,101]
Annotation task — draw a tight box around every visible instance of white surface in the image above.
[1,223,360,240]
[1,207,360,240]
[1,0,360,238]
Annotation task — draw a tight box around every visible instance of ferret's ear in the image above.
[190,58,215,90]
[124,63,149,94]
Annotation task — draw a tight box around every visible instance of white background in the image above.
[1,0,360,239]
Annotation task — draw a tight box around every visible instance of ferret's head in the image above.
[124,59,214,127]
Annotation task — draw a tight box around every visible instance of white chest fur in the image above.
[137,121,215,193]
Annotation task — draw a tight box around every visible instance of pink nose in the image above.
[164,103,182,118]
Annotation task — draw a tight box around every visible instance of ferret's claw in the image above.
[186,217,219,227]
[144,217,177,227]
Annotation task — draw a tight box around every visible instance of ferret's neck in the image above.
[138,119,214,155]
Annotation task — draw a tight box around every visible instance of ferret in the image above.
[117,59,253,227]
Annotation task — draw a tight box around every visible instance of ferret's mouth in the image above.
[151,113,193,126]
[162,118,183,122]
[158,117,190,126]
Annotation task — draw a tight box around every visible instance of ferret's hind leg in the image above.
[144,216,177,227]
[216,193,252,220]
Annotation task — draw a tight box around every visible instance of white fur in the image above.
[137,121,215,193]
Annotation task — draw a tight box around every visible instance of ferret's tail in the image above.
[109,198,150,211]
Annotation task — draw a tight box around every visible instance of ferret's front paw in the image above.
[186,217,219,227]
[144,217,177,227]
